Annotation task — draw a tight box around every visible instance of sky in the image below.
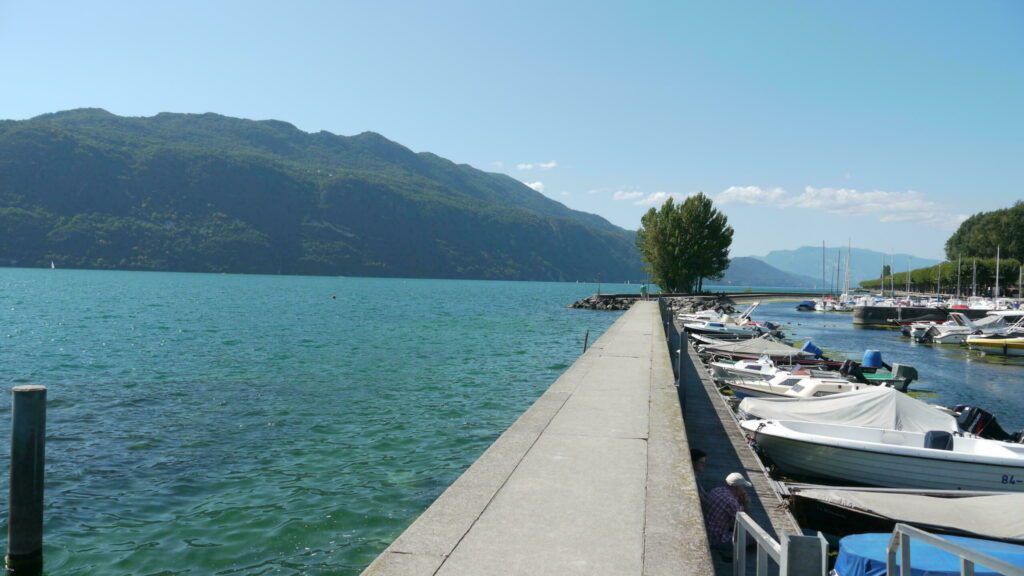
[1,1,1021,259]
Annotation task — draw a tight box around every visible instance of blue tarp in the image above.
[834,533,1024,576]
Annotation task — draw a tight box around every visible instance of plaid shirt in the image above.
[704,486,744,544]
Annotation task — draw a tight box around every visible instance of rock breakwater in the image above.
[569,293,737,314]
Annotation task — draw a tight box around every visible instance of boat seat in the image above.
[924,430,954,451]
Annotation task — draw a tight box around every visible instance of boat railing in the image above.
[886,523,1024,576]
[734,512,827,576]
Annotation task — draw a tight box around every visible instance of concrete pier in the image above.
[361,301,713,576]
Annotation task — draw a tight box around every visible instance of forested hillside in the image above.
[0,109,643,281]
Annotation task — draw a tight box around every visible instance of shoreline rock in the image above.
[568,293,737,314]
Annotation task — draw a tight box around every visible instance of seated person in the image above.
[703,472,752,559]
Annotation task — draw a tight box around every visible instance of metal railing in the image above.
[887,523,1024,576]
[734,512,827,576]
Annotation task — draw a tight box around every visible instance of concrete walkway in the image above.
[361,301,712,576]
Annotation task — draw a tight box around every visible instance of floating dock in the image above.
[361,301,713,575]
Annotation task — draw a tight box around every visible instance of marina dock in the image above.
[361,301,714,575]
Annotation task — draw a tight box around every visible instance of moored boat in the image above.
[728,372,875,399]
[967,336,1024,357]
[741,419,1024,491]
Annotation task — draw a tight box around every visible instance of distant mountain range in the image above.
[715,257,819,288]
[0,109,643,281]
[752,247,941,287]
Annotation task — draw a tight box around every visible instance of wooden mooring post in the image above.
[6,385,46,576]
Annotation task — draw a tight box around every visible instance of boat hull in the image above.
[968,339,1024,357]
[752,429,1024,492]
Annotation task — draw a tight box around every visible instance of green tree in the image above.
[945,202,1024,261]
[635,193,733,293]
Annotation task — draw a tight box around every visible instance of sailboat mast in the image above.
[890,255,895,297]
[906,258,911,298]
[845,240,851,297]
[821,241,826,300]
[972,259,977,298]
[995,245,1001,300]
[957,254,962,299]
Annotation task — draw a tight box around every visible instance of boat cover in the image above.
[834,532,1024,576]
[797,489,1024,544]
[698,335,811,357]
[738,387,957,433]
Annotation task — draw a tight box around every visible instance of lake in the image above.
[0,269,622,575]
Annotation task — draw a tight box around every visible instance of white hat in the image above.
[726,472,752,488]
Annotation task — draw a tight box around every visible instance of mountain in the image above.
[753,247,941,286]
[715,257,819,288]
[0,109,643,281]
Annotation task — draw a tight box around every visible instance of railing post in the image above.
[582,329,590,353]
[734,522,747,576]
[961,558,975,576]
[756,545,768,576]
[780,533,827,576]
[6,385,47,576]
[900,533,912,576]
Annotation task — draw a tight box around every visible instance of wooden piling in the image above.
[6,385,46,576]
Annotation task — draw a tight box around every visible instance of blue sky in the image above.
[2,1,1021,259]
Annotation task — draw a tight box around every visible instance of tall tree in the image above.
[635,193,733,293]
[945,201,1024,261]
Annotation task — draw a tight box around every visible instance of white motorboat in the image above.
[741,419,1024,491]
[682,318,765,338]
[709,356,786,383]
[919,312,1007,345]
[737,387,958,434]
[727,370,874,399]
[907,321,941,341]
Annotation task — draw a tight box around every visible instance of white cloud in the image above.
[613,190,644,201]
[635,191,691,206]
[524,181,545,192]
[560,191,570,197]
[717,186,788,205]
[792,187,938,218]
[516,160,557,170]
[490,161,504,168]
[718,184,965,228]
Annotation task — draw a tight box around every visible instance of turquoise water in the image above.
[0,269,623,575]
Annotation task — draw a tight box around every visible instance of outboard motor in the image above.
[838,359,854,376]
[801,340,824,359]
[955,405,1013,442]
[890,364,918,392]
[841,361,869,384]
[924,430,954,451]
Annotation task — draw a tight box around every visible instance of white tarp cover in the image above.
[738,387,957,433]
[700,336,812,357]
[795,488,1024,543]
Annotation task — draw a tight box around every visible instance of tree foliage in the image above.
[945,202,1024,262]
[635,193,733,293]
